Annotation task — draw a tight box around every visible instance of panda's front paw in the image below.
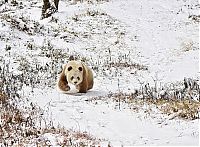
[59,83,70,91]
[64,85,70,91]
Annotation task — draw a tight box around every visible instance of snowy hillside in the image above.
[0,0,199,146]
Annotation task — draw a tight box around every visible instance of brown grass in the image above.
[155,99,200,120]
[0,92,8,104]
[88,92,200,120]
[0,92,99,146]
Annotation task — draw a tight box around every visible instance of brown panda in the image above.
[57,60,93,93]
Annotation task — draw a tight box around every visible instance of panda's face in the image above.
[65,61,83,85]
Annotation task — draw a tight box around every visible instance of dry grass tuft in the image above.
[87,78,200,120]
[112,92,200,120]
[156,99,200,120]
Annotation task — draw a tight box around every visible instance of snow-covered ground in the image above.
[28,86,199,146]
[101,0,199,83]
[0,0,199,146]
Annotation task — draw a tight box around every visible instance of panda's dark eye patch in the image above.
[78,67,82,71]
[77,77,80,80]
[68,66,72,71]
[71,76,74,80]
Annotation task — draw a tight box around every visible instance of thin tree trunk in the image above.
[54,0,59,10]
[42,0,50,13]
[41,0,58,19]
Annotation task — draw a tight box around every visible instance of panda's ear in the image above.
[68,66,72,71]
[78,67,82,71]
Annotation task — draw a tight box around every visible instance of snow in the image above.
[29,87,199,146]
[100,0,199,83]
[0,0,199,146]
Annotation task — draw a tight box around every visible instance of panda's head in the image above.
[64,61,83,85]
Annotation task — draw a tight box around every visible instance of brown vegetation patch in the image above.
[109,92,200,120]
[0,92,8,104]
[0,92,99,146]
[156,99,200,120]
